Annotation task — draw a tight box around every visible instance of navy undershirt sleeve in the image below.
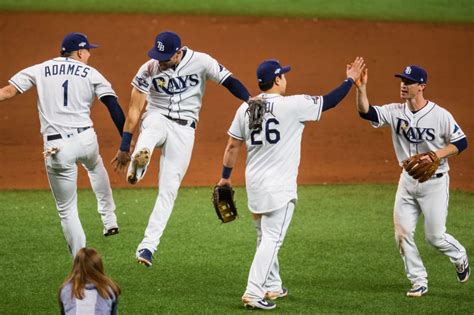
[359,105,379,123]
[321,78,354,112]
[452,137,468,154]
[100,95,126,136]
[222,76,251,102]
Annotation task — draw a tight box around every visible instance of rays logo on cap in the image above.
[156,41,165,52]
[405,66,412,74]
[78,42,87,47]
[275,68,281,74]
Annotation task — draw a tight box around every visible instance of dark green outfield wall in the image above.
[0,0,473,23]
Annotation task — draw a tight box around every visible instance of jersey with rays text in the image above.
[370,101,466,172]
[131,47,231,122]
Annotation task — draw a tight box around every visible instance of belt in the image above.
[432,173,444,179]
[46,127,91,141]
[164,115,196,129]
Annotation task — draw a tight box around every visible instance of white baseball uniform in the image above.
[369,100,467,287]
[228,92,323,300]
[130,47,232,254]
[9,57,118,256]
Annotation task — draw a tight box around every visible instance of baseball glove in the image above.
[212,185,238,223]
[246,98,267,130]
[402,151,440,183]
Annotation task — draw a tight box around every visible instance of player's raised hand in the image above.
[111,150,131,173]
[346,56,365,82]
[355,68,368,89]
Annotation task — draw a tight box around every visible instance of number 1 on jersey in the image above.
[62,80,68,106]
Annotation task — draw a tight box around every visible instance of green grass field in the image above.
[0,185,472,314]
[0,0,473,23]
[0,1,473,313]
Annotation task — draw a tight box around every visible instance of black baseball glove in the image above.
[246,98,267,130]
[212,185,238,223]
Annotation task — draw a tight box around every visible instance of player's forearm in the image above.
[435,143,461,159]
[119,111,140,152]
[100,96,125,136]
[221,137,243,180]
[221,150,237,181]
[123,111,140,134]
[123,89,146,133]
[221,76,251,102]
[321,78,354,111]
[119,88,146,152]
[0,84,19,101]
[223,143,241,168]
[356,87,370,114]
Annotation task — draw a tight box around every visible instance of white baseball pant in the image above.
[131,112,195,254]
[394,171,467,287]
[44,128,117,256]
[244,201,295,300]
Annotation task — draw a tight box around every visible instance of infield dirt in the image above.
[0,13,472,190]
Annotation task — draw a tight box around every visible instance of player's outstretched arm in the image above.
[111,87,147,173]
[217,136,244,187]
[221,76,251,102]
[123,87,147,134]
[355,68,370,114]
[100,95,126,136]
[0,84,20,102]
[321,57,365,112]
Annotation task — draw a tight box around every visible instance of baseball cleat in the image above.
[127,148,150,185]
[137,248,153,267]
[455,259,470,283]
[406,285,428,297]
[103,227,119,237]
[242,296,276,310]
[265,287,288,300]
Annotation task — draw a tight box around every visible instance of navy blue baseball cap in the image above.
[148,31,181,61]
[395,65,428,84]
[257,59,291,84]
[61,32,98,53]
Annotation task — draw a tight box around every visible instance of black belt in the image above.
[164,115,196,129]
[433,173,444,179]
[46,127,91,141]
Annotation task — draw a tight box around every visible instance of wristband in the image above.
[120,132,133,152]
[222,166,233,179]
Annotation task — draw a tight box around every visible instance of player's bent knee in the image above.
[425,234,445,248]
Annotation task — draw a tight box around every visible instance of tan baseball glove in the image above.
[402,151,440,183]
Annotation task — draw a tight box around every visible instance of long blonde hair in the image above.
[59,247,121,300]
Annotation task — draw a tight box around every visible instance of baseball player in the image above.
[111,31,253,267]
[217,57,365,310]
[355,65,470,297]
[0,32,125,257]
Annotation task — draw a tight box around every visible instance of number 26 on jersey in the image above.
[250,118,280,145]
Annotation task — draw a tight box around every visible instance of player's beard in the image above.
[159,60,177,71]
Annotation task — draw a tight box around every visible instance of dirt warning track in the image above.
[0,13,472,190]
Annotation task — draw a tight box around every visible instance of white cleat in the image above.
[265,287,288,300]
[406,285,428,297]
[242,295,276,310]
